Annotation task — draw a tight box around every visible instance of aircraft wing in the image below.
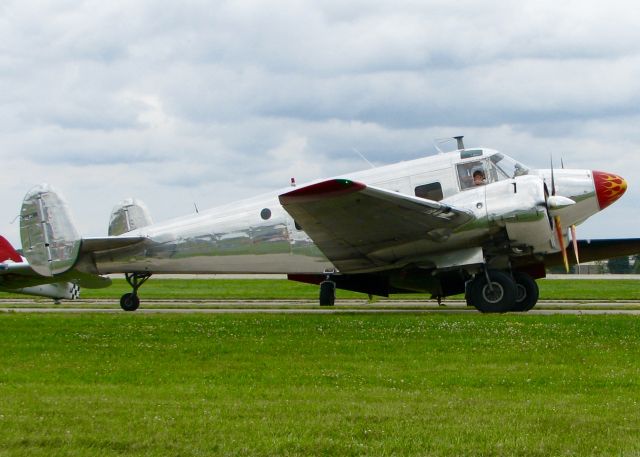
[544,238,640,267]
[279,179,475,272]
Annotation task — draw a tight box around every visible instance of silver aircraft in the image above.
[17,138,636,312]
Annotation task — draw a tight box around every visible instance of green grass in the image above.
[83,278,640,301]
[3,278,637,302]
[1,313,640,456]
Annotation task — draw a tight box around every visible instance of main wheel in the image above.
[511,272,539,312]
[319,281,336,306]
[120,293,140,311]
[468,270,517,313]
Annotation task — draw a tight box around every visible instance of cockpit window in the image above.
[490,153,529,179]
[457,153,530,190]
[457,160,492,189]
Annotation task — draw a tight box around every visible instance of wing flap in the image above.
[279,179,474,272]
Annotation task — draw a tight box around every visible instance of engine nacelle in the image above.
[485,175,556,253]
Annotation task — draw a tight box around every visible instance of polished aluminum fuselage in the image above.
[93,149,602,275]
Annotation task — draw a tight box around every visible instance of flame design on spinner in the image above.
[593,171,627,210]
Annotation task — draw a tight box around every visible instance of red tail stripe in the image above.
[0,236,22,263]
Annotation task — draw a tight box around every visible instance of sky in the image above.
[1,0,639,246]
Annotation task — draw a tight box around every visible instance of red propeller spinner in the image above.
[593,171,627,210]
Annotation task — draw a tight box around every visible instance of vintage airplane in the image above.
[0,235,81,302]
[16,137,637,312]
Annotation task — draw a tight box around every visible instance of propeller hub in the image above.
[593,171,627,210]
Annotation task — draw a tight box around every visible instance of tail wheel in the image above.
[120,293,140,312]
[468,270,517,313]
[319,280,336,306]
[120,272,151,311]
[512,272,539,312]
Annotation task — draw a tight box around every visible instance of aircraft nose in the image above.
[593,171,627,210]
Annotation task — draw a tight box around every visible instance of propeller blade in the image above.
[561,157,565,169]
[570,224,580,273]
[554,216,569,273]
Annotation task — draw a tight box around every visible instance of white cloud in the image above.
[1,0,639,247]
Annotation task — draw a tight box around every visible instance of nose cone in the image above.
[593,171,627,210]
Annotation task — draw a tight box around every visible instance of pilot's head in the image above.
[473,170,485,186]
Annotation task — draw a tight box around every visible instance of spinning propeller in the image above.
[547,156,576,273]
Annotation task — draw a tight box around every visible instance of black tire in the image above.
[319,281,336,306]
[120,293,140,311]
[468,270,517,313]
[511,272,539,312]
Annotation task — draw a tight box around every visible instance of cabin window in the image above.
[260,208,272,220]
[414,182,443,201]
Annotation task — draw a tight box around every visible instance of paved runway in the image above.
[1,299,640,315]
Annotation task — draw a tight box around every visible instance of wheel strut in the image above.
[125,272,152,294]
[483,268,495,293]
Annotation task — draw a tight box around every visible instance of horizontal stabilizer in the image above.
[81,236,147,253]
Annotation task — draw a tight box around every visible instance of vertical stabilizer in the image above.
[108,198,153,236]
[20,185,81,277]
[0,236,22,263]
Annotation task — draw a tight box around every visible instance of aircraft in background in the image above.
[15,137,638,312]
[0,235,80,302]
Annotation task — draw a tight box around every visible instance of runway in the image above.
[2,299,640,314]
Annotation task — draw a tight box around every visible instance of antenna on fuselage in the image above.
[352,148,375,168]
[433,136,465,154]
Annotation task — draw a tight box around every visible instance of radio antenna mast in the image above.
[352,148,375,168]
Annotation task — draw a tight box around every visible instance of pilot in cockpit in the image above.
[473,169,486,186]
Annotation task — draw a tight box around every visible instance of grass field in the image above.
[1,313,640,456]
[85,278,640,301]
[3,278,640,302]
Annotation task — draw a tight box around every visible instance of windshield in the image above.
[490,153,529,179]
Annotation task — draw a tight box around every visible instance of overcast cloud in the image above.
[1,0,639,245]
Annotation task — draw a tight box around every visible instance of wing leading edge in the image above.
[279,179,475,272]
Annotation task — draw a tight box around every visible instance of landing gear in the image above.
[512,271,539,312]
[119,272,151,312]
[120,293,140,311]
[466,270,539,313]
[319,280,336,306]
[467,270,517,313]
